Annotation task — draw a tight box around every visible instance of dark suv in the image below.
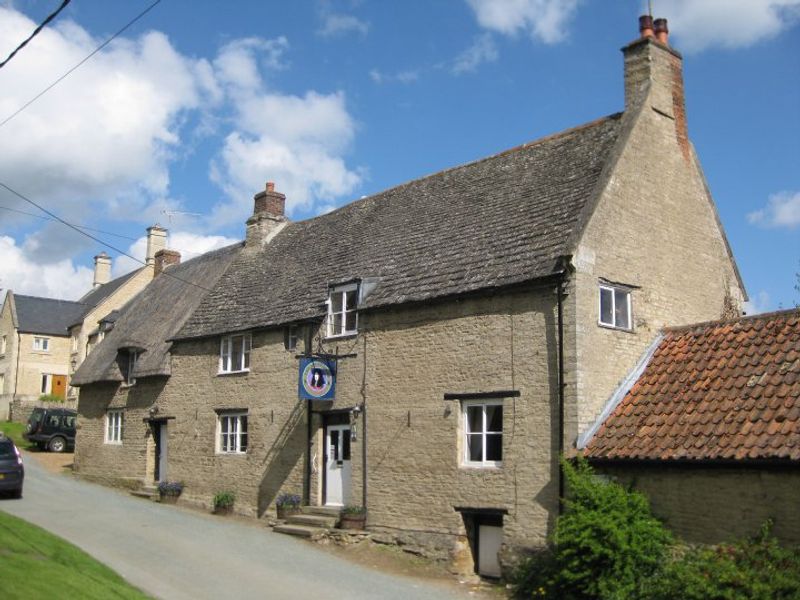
[24,407,77,453]
[0,435,24,498]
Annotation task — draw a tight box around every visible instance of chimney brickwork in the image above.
[246,181,288,248]
[92,252,112,289]
[154,249,181,276]
[623,17,690,162]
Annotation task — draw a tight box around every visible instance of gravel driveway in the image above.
[1,454,470,600]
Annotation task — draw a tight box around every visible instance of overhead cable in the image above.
[0,0,72,71]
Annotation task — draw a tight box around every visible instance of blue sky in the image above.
[0,0,798,312]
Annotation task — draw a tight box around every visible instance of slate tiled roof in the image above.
[583,309,800,462]
[14,294,87,336]
[71,268,144,326]
[71,243,243,385]
[177,113,623,339]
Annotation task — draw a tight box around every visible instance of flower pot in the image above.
[159,494,179,504]
[339,513,366,530]
[214,504,234,515]
[276,505,301,520]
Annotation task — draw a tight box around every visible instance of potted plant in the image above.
[158,481,183,504]
[339,505,367,530]
[275,493,302,519]
[213,490,235,515]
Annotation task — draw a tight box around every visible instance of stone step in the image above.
[273,524,325,538]
[286,513,338,529]
[130,488,157,501]
[301,505,342,518]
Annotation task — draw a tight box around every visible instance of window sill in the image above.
[216,451,247,456]
[104,441,122,446]
[461,462,503,470]
[217,369,250,377]
[324,332,357,341]
[597,322,634,333]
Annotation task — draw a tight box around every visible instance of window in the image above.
[1,334,6,355]
[120,350,139,385]
[599,284,632,330]
[217,412,248,454]
[284,325,298,352]
[327,284,358,337]
[0,373,5,394]
[462,400,503,467]
[41,374,51,394]
[219,334,251,373]
[33,337,50,351]
[105,410,123,444]
[71,335,78,352]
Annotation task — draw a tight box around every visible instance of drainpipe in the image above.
[555,263,569,515]
[13,331,21,397]
[361,332,368,510]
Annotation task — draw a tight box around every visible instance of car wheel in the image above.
[48,436,66,453]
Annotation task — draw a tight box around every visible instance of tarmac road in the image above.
[1,454,468,600]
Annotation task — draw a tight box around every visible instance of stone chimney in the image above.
[93,252,112,289]
[154,249,181,276]
[145,225,168,266]
[623,16,689,160]
[246,182,288,248]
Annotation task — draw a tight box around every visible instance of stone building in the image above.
[582,309,800,545]
[71,17,748,577]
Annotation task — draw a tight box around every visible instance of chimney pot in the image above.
[654,18,669,44]
[252,182,286,218]
[639,15,654,38]
[266,181,275,192]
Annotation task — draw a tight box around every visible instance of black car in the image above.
[0,435,24,498]
[24,407,77,452]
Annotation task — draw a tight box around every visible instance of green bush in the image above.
[213,490,235,508]
[514,457,671,599]
[644,522,800,600]
[38,393,64,403]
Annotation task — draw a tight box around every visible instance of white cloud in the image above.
[0,8,215,205]
[214,37,289,91]
[747,191,800,229]
[465,0,580,44]
[318,13,370,37]
[112,231,240,277]
[654,0,800,52]
[369,68,420,84]
[452,34,499,74]
[743,290,772,315]
[0,236,93,300]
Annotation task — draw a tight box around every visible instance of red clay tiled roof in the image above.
[583,309,800,462]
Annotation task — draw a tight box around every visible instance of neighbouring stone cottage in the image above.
[72,16,749,577]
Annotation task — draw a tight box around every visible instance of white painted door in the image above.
[478,525,503,578]
[158,424,168,482]
[325,424,351,506]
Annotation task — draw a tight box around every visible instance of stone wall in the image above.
[10,396,78,424]
[599,464,800,545]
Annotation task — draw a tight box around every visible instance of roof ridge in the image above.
[14,293,86,305]
[292,112,624,225]
[663,307,800,334]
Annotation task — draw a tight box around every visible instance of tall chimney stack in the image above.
[246,181,288,248]
[93,252,112,289]
[145,225,168,266]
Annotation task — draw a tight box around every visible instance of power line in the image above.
[0,0,71,70]
[0,179,220,297]
[0,0,162,130]
[0,204,138,241]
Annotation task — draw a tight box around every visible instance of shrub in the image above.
[213,490,235,508]
[514,457,671,599]
[643,521,800,600]
[275,493,301,508]
[38,394,64,403]
[341,505,366,515]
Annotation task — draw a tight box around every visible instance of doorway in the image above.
[151,421,168,483]
[324,423,351,506]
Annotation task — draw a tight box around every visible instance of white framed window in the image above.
[219,334,251,374]
[0,373,4,394]
[1,334,6,355]
[71,335,78,352]
[105,410,123,444]
[327,284,358,338]
[462,400,503,467]
[124,351,139,386]
[284,325,298,351]
[217,412,248,454]
[41,374,51,394]
[33,336,50,352]
[599,284,632,330]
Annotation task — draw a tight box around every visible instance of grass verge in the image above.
[0,510,151,599]
[0,421,29,448]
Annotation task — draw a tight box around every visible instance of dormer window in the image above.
[327,284,358,338]
[219,333,251,374]
[599,284,632,330]
[120,350,140,385]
